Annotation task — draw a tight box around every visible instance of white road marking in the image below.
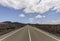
[0,27,25,41]
[28,28,32,41]
[0,25,60,41]
[32,27,60,41]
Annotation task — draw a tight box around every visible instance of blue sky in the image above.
[0,0,60,24]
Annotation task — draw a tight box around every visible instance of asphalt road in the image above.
[0,26,29,41]
[29,26,59,41]
[0,25,60,41]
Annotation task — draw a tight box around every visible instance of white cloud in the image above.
[28,18,60,24]
[19,14,25,17]
[43,20,60,24]
[51,20,60,24]
[33,20,60,24]
[0,0,60,13]
[0,0,39,9]
[35,15,45,18]
[29,18,34,23]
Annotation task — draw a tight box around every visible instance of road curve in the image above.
[0,25,60,41]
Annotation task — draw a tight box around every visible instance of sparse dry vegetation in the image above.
[0,22,26,36]
[29,24,60,36]
[0,22,60,37]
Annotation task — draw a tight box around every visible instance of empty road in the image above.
[0,25,60,41]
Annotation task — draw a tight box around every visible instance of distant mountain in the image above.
[12,22,24,24]
[2,21,12,23]
[2,21,24,24]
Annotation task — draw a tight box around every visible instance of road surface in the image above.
[0,25,60,41]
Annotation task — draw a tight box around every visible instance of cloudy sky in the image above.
[0,0,60,24]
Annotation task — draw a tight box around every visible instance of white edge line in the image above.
[0,27,25,41]
[31,27,60,41]
[28,28,32,41]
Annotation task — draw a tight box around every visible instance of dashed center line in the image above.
[28,28,32,41]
